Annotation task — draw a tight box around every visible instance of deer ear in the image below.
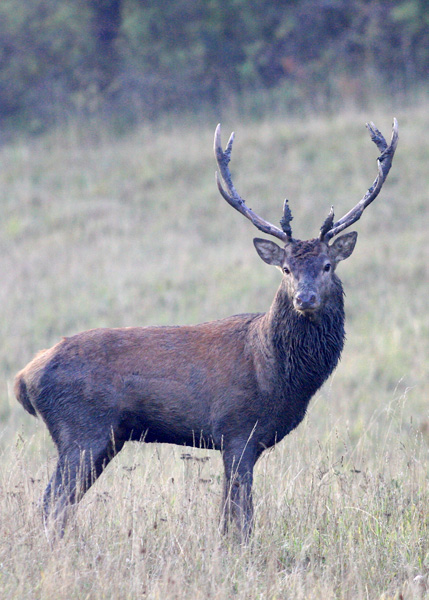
[328,231,358,263]
[253,238,284,266]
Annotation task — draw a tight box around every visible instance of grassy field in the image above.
[0,101,428,599]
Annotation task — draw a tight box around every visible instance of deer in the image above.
[14,119,398,541]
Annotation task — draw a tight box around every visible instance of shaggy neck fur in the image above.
[255,275,346,435]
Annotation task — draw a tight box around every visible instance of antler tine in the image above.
[280,199,293,238]
[318,206,335,240]
[321,118,399,241]
[214,124,290,243]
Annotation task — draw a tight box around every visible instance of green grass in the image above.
[0,102,428,599]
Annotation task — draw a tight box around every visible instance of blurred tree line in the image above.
[0,0,428,130]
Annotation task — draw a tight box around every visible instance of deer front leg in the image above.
[221,442,257,543]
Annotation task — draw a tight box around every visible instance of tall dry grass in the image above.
[0,103,428,599]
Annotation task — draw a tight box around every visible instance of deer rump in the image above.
[14,119,398,540]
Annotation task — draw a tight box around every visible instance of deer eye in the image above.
[324,263,331,272]
[283,266,290,275]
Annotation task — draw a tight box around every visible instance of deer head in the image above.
[214,120,398,316]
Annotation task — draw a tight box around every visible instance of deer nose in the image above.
[294,289,319,312]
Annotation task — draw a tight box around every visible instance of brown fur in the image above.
[15,233,356,540]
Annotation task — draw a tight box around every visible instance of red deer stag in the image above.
[15,119,398,540]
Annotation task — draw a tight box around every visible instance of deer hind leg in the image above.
[43,433,123,538]
[221,441,258,543]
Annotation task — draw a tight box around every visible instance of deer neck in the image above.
[255,277,346,375]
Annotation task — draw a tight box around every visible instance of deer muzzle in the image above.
[293,286,320,314]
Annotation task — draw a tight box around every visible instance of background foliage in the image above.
[1,0,429,131]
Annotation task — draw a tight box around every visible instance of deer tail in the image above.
[14,373,38,417]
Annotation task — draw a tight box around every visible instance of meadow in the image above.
[0,101,428,599]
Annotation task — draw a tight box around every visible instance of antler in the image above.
[214,124,291,242]
[320,118,399,241]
